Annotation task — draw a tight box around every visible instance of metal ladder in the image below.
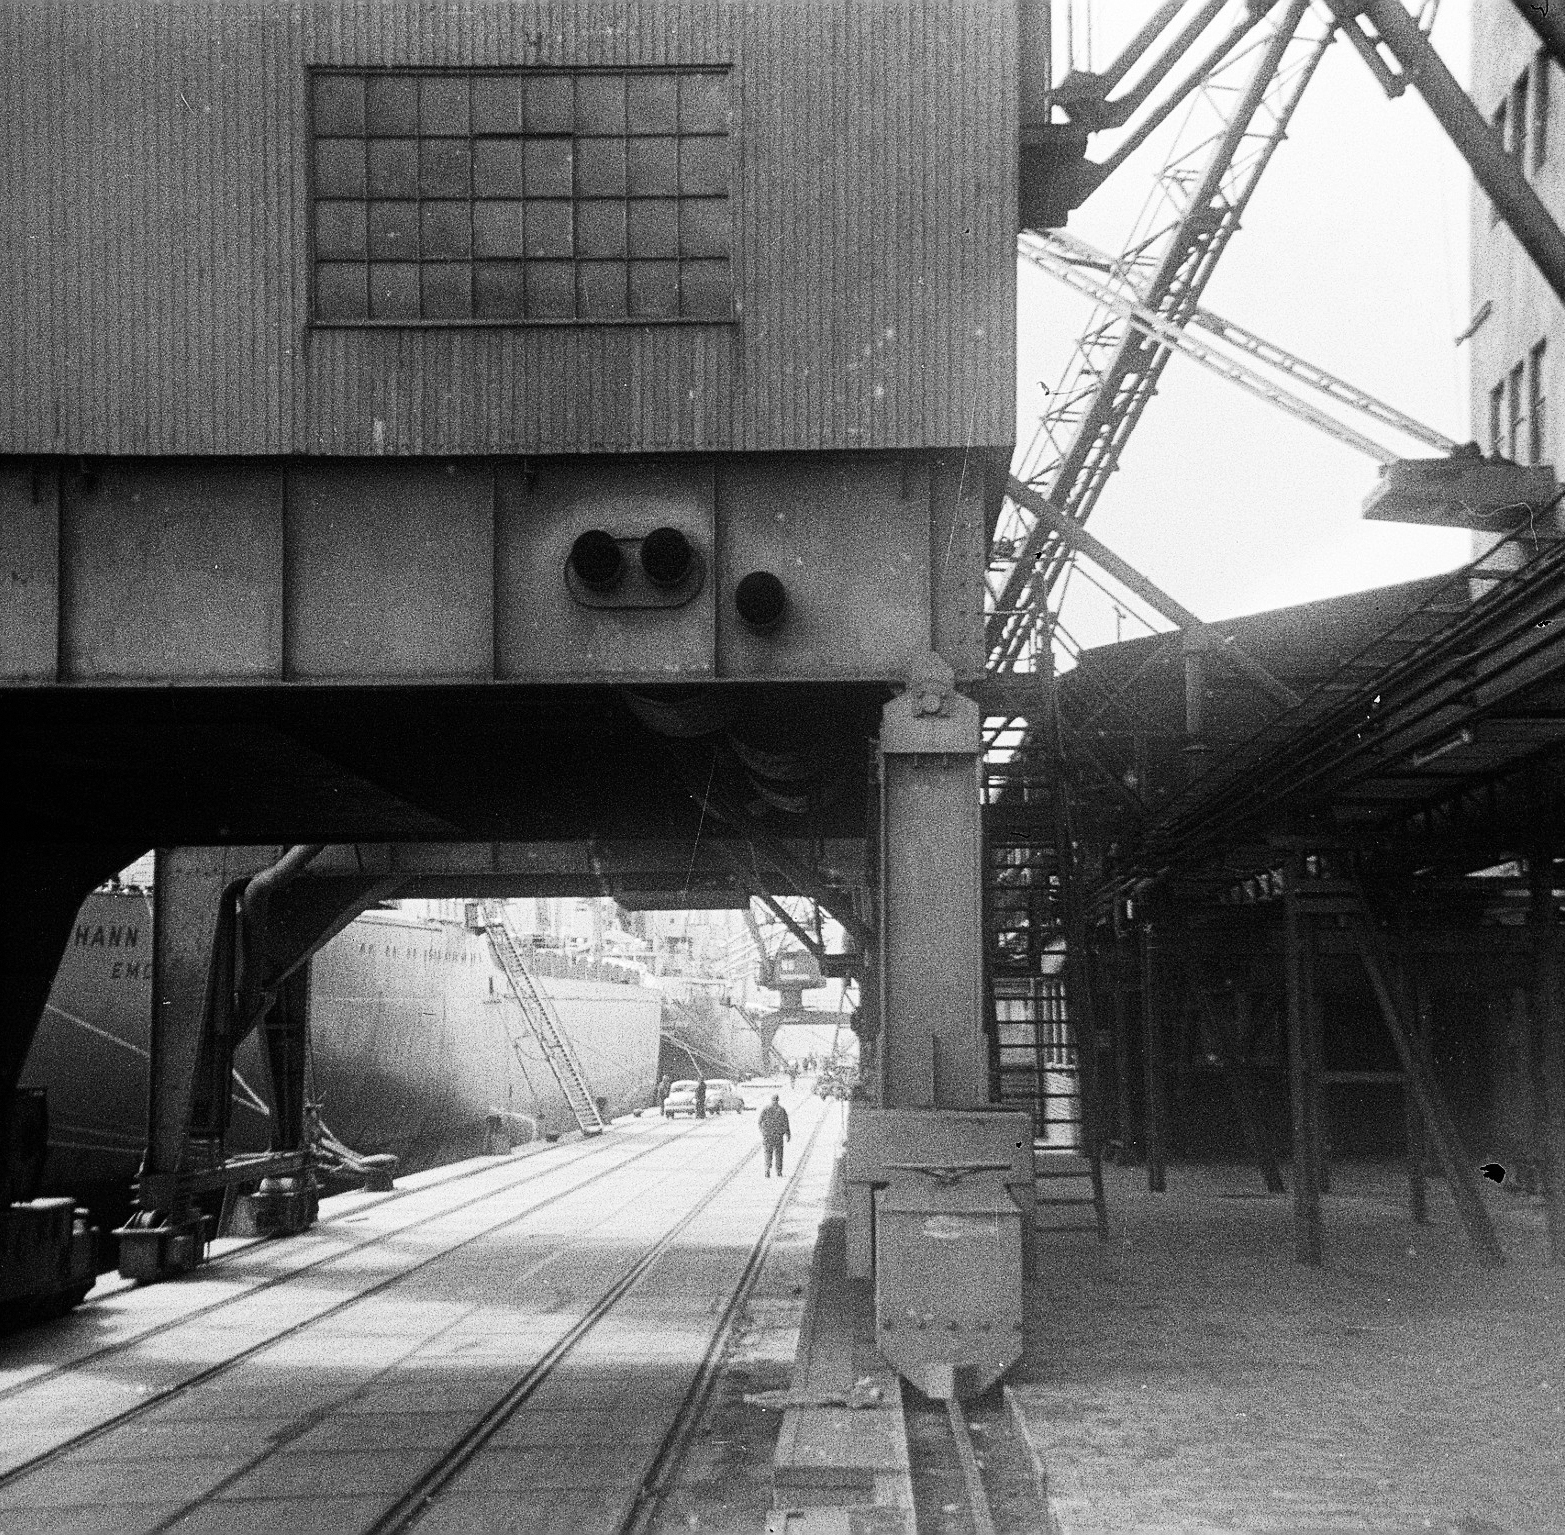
[983,773,1108,1240]
[482,906,605,1137]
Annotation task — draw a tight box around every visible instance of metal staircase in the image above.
[983,764,1108,1240]
[482,906,605,1137]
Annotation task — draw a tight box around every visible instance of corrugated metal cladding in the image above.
[2,0,1017,457]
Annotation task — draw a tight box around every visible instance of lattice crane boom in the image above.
[1019,229,1459,461]
[991,0,1334,675]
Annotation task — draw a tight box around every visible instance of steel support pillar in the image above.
[1189,978,1285,1195]
[1111,928,1137,1161]
[1529,852,1565,1264]
[1310,980,1331,1196]
[878,655,985,1108]
[1348,908,1504,1267]
[1284,864,1322,1265]
[1394,939,1429,1225]
[141,846,257,1213]
[1139,918,1169,1193]
[124,846,397,1276]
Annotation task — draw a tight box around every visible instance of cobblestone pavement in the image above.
[1011,1161,1565,1534]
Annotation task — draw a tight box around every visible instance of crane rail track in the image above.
[0,1116,711,1482]
[373,1108,829,1534]
[906,1389,1043,1535]
[0,1099,835,1535]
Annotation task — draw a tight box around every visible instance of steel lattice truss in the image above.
[988,0,1336,678]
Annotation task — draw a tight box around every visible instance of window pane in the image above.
[312,68,733,327]
[317,262,369,319]
[525,200,573,258]
[368,200,419,260]
[524,138,573,199]
[680,137,727,197]
[473,201,525,258]
[525,75,574,134]
[421,202,471,260]
[421,139,471,197]
[577,261,627,319]
[575,138,625,197]
[627,74,678,134]
[576,74,625,136]
[421,77,470,136]
[475,260,526,318]
[473,138,524,198]
[680,197,729,259]
[314,76,365,136]
[577,200,626,258]
[316,139,366,198]
[472,76,524,135]
[367,139,418,199]
[317,201,367,259]
[366,76,420,135]
[628,260,679,319]
[679,73,726,134]
[422,262,472,318]
[680,258,731,318]
[527,261,576,318]
[627,137,678,195]
[369,262,420,319]
[627,199,679,258]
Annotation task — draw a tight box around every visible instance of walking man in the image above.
[759,1094,791,1178]
[694,1075,707,1120]
[655,1072,672,1111]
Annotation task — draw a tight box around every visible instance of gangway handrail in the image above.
[482,905,606,1137]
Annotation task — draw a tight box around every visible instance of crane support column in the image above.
[877,654,986,1109]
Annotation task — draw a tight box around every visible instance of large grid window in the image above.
[311,69,733,324]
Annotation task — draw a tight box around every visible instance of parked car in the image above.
[663,1080,700,1117]
[708,1078,747,1113]
[662,1078,748,1117]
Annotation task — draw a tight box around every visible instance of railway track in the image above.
[0,1114,699,1425]
[905,1389,1049,1535]
[0,1096,834,1534]
[373,1108,828,1534]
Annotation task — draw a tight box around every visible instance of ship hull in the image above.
[24,894,663,1213]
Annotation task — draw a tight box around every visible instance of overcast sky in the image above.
[1019,0,1477,656]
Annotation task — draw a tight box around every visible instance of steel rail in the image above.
[0,1121,670,1413]
[619,1104,836,1534]
[946,1398,1000,1535]
[371,1107,830,1534]
[0,1120,708,1486]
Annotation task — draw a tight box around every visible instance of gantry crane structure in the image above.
[977,3,1565,1228]
[990,0,1565,694]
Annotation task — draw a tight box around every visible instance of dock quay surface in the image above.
[1011,1160,1565,1535]
[0,1091,838,1534]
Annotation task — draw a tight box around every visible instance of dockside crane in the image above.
[992,0,1565,693]
[980,1,1565,1202]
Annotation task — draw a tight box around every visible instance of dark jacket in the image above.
[758,1103,791,1144]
